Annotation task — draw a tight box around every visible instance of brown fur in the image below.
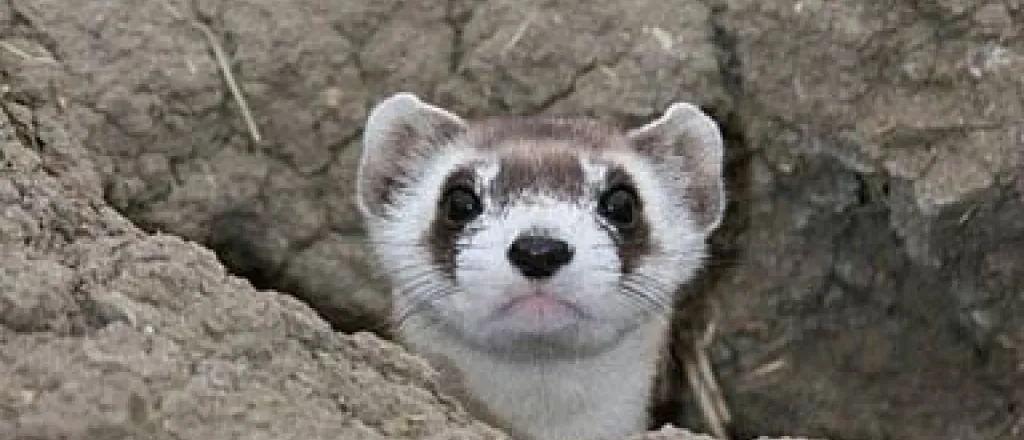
[490,141,587,205]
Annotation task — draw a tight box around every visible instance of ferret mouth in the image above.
[491,289,585,323]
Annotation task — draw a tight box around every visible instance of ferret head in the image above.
[356,93,725,360]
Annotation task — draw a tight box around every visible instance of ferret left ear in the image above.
[356,93,467,218]
[626,103,725,233]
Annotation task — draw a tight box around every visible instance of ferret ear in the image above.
[626,103,725,233]
[356,93,467,218]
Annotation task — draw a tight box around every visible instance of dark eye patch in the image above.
[598,186,639,226]
[441,187,483,224]
[426,166,480,278]
[598,166,652,274]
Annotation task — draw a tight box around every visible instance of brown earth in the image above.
[1,0,1022,439]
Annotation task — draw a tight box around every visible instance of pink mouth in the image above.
[495,293,582,320]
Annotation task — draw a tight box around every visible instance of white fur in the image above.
[357,94,722,440]
[364,150,706,440]
[404,314,668,440]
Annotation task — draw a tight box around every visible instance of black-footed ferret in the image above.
[355,93,726,440]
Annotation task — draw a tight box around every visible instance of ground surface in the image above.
[1,0,1022,439]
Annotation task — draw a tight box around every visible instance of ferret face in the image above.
[356,94,725,359]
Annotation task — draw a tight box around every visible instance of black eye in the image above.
[598,186,638,227]
[441,186,483,225]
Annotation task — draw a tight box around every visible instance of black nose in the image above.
[507,236,574,279]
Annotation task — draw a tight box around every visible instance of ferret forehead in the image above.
[433,144,596,205]
[459,118,630,199]
[466,117,625,152]
[488,141,589,202]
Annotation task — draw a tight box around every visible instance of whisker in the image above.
[628,272,677,295]
[392,284,456,329]
[372,263,437,281]
[618,280,672,314]
[395,270,442,292]
[392,310,446,336]
[393,285,441,321]
[388,264,463,329]
[618,270,678,313]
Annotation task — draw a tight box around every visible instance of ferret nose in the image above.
[506,236,574,279]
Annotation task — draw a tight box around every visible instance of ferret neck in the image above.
[401,318,669,440]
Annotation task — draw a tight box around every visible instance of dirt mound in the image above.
[2,0,1021,438]
[0,96,512,438]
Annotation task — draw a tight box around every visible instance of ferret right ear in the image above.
[356,93,466,218]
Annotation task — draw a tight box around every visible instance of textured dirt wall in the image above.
[0,95,507,438]
[707,1,1023,438]
[0,51,757,440]
[2,0,1022,438]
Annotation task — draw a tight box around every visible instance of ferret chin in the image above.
[355,92,726,440]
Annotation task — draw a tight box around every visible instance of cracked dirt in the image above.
[2,0,1023,438]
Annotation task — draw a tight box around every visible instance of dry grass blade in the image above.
[697,321,731,425]
[685,356,726,439]
[0,40,58,64]
[158,0,262,143]
[686,302,732,439]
